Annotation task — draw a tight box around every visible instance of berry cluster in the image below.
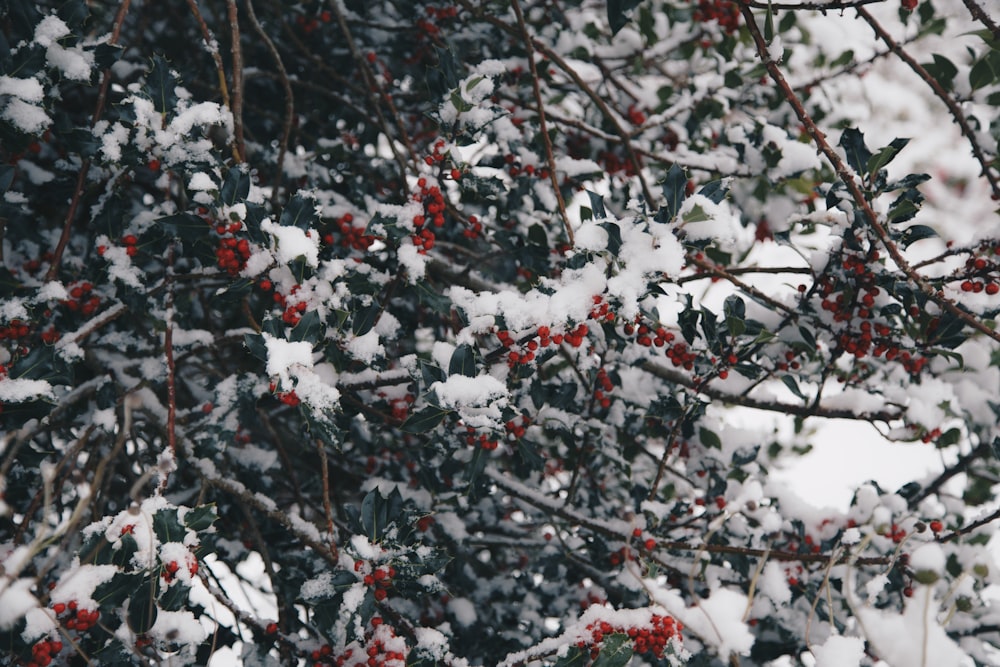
[589,296,616,323]
[496,323,590,368]
[502,153,550,181]
[272,283,307,326]
[626,104,646,126]
[355,560,397,602]
[332,619,408,667]
[323,213,376,252]
[51,599,100,633]
[624,320,701,371]
[577,614,682,661]
[61,280,100,316]
[415,5,458,40]
[593,368,614,409]
[957,250,1000,294]
[504,414,530,440]
[817,252,928,376]
[213,221,251,276]
[378,391,414,421]
[692,0,740,33]
[0,319,29,342]
[97,233,140,258]
[26,638,63,667]
[464,426,499,451]
[295,10,332,35]
[411,172,447,253]
[21,251,54,275]
[161,554,199,584]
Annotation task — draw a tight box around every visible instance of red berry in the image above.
[929,520,943,533]
[265,622,278,635]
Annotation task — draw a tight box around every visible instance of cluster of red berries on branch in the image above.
[692,0,740,33]
[593,368,615,409]
[25,638,64,667]
[464,426,500,451]
[504,414,531,440]
[161,555,199,584]
[212,220,252,276]
[623,318,702,371]
[501,153,551,181]
[20,251,54,275]
[416,5,458,39]
[377,391,415,422]
[410,167,448,253]
[295,9,332,35]
[97,233,140,258]
[323,212,376,252]
[271,283,307,326]
[495,323,590,368]
[355,560,397,602]
[60,279,101,317]
[577,614,682,661]
[816,252,929,375]
[0,319,30,342]
[51,599,100,633]
[268,381,302,407]
[956,251,1000,294]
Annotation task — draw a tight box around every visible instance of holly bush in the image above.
[1,0,1000,664]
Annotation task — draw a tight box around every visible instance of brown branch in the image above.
[328,0,412,182]
[245,0,292,205]
[686,253,802,317]
[738,3,1000,348]
[315,439,339,561]
[961,0,1000,41]
[45,0,132,283]
[163,246,177,485]
[201,474,339,567]
[648,401,695,501]
[942,507,1000,543]
[747,0,883,8]
[510,0,574,246]
[909,440,992,508]
[489,469,892,566]
[640,360,902,421]
[226,0,246,162]
[857,7,1000,200]
[185,0,240,162]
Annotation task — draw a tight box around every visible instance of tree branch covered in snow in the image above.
[2,0,1000,665]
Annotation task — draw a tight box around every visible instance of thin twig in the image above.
[910,441,992,508]
[245,0,293,206]
[226,0,246,162]
[640,360,901,421]
[328,0,412,182]
[747,0,883,8]
[163,246,177,485]
[45,0,132,282]
[489,469,892,566]
[510,0,574,245]
[185,0,240,162]
[315,439,339,561]
[960,0,1000,41]
[942,507,1000,543]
